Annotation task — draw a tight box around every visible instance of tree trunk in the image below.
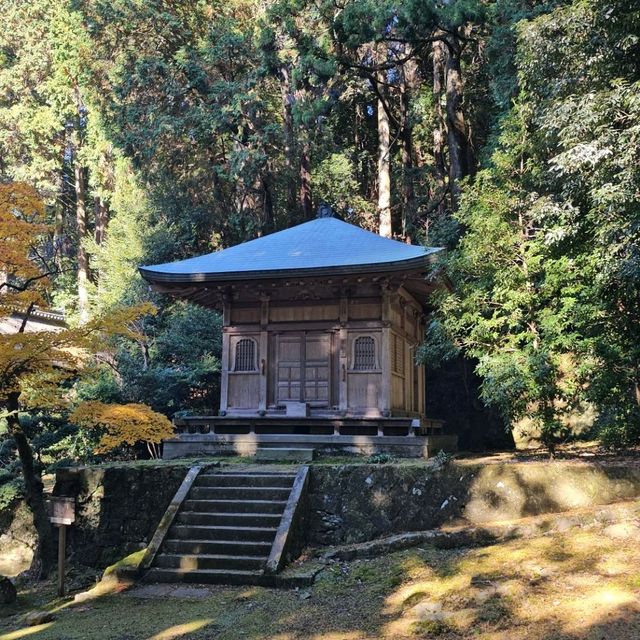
[432,37,447,216]
[6,396,54,578]
[261,175,274,235]
[94,196,109,246]
[354,102,368,195]
[377,65,392,238]
[299,139,313,219]
[74,162,90,324]
[280,66,298,215]
[53,175,65,270]
[399,52,418,238]
[444,36,468,209]
[4,305,54,576]
[6,393,54,578]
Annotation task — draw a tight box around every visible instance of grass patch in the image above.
[410,619,454,636]
[475,594,512,624]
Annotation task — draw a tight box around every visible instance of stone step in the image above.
[144,567,270,586]
[196,473,296,488]
[183,498,287,514]
[170,524,277,542]
[190,486,292,501]
[163,538,271,557]
[155,553,267,571]
[176,511,282,528]
[255,448,315,462]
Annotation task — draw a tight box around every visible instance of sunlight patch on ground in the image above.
[548,479,592,508]
[309,633,363,640]
[0,623,54,640]
[72,573,132,604]
[383,574,470,615]
[380,517,640,639]
[147,619,213,640]
[553,586,639,634]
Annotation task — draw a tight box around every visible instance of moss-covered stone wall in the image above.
[51,460,640,568]
[306,461,640,545]
[53,465,188,567]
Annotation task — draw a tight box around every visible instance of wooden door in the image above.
[275,332,331,406]
[303,333,330,404]
[276,334,302,403]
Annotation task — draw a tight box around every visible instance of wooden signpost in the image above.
[48,497,75,597]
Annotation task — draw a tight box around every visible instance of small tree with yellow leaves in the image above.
[70,402,174,459]
[0,182,157,577]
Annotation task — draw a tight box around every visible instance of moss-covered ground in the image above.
[2,500,639,640]
[51,440,640,471]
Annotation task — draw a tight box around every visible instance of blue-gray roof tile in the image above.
[140,217,441,284]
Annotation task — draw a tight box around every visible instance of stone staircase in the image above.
[144,470,297,585]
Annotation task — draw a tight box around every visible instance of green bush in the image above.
[366,452,396,465]
[0,477,23,511]
[594,405,640,448]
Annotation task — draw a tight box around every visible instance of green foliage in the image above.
[425,0,640,451]
[366,452,396,465]
[78,302,222,417]
[0,474,23,511]
[1,0,639,461]
[593,406,640,450]
[312,151,376,226]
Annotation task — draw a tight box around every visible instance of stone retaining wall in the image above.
[53,465,188,567]
[306,461,640,545]
[51,460,640,569]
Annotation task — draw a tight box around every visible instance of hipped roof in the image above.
[140,217,442,285]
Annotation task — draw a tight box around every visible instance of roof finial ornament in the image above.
[316,203,334,218]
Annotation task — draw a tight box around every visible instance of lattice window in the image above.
[392,334,405,374]
[234,338,256,372]
[353,336,376,370]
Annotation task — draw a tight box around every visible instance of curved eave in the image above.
[139,250,442,286]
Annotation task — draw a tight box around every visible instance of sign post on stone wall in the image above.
[48,497,75,597]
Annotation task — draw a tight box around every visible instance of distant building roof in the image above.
[140,217,442,285]
[0,308,66,335]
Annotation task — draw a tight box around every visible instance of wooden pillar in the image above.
[220,330,230,413]
[259,295,269,412]
[404,339,410,412]
[57,524,67,597]
[418,314,426,416]
[338,295,348,415]
[380,285,392,416]
[220,294,231,413]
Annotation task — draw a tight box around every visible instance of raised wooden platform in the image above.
[165,416,457,459]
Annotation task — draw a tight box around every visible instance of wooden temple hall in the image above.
[140,213,458,458]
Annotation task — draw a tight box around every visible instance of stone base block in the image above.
[256,448,316,462]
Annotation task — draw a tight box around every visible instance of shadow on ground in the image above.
[2,499,640,640]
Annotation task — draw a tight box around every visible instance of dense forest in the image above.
[1,0,639,488]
